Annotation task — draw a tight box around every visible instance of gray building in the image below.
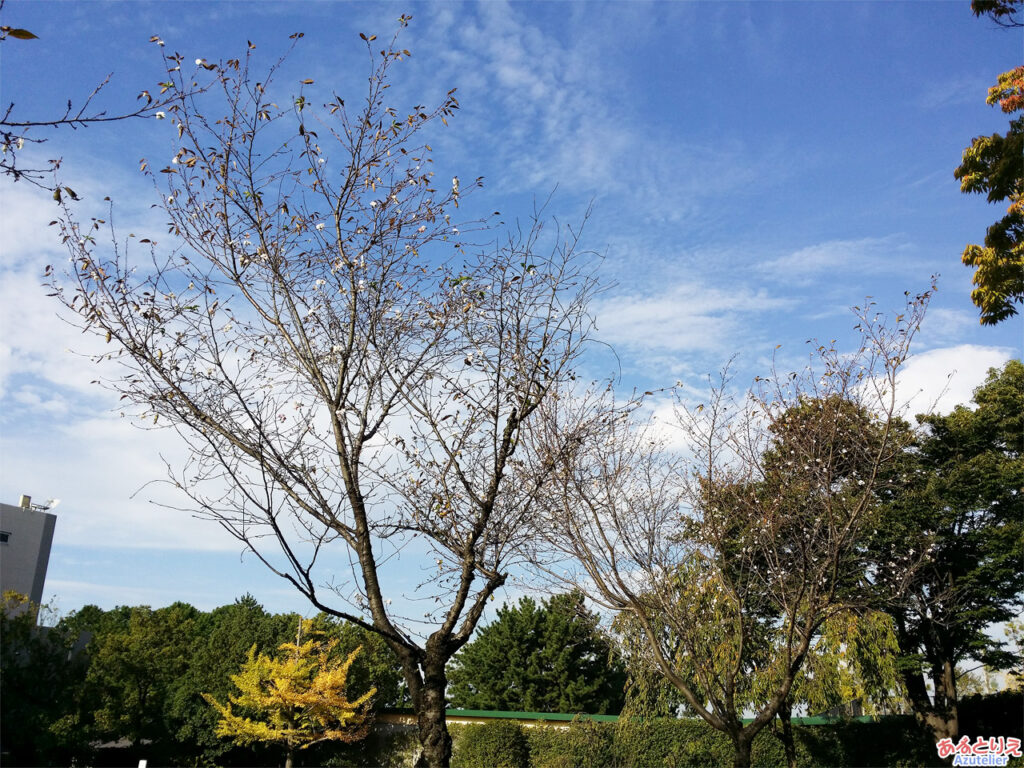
[1,495,57,609]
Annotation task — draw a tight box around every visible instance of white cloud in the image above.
[896,344,1015,417]
[0,262,111,400]
[10,385,70,415]
[0,182,65,268]
[1,412,240,552]
[593,281,792,354]
[0,167,244,552]
[417,2,782,228]
[760,235,915,283]
[0,163,168,402]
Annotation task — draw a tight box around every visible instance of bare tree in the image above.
[532,295,929,768]
[48,26,600,768]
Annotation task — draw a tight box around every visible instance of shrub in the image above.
[524,715,934,767]
[316,727,420,767]
[820,717,934,767]
[452,720,530,768]
[960,690,1024,738]
[412,703,1009,767]
[529,718,615,768]
[612,718,730,767]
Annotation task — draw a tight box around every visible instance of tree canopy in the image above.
[956,1,1024,324]
[533,296,929,768]
[48,25,601,766]
[203,620,374,768]
[0,594,403,766]
[83,602,202,749]
[447,592,626,715]
[0,593,90,766]
[971,0,1023,27]
[871,359,1024,741]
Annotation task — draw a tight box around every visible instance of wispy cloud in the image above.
[760,235,916,284]
[915,74,990,110]
[0,146,176,400]
[2,412,241,552]
[593,281,793,356]
[414,2,786,230]
[915,307,983,350]
[0,166,241,554]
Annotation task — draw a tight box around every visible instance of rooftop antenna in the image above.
[18,496,61,513]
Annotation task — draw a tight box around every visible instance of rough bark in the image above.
[777,697,798,768]
[934,659,960,741]
[393,637,455,768]
[902,663,959,743]
[410,653,452,768]
[731,733,753,768]
[413,689,451,768]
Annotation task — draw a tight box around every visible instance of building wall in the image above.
[0,502,57,607]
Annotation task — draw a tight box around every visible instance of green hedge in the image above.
[266,693,1022,767]
[959,690,1024,738]
[452,720,532,768]
[450,715,938,768]
[528,718,616,768]
[529,717,798,768]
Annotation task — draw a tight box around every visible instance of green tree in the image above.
[58,603,134,639]
[614,580,906,768]
[0,593,91,765]
[956,663,1002,696]
[742,398,911,768]
[82,602,202,750]
[873,360,1024,742]
[165,595,302,762]
[203,620,374,768]
[45,596,404,765]
[768,611,904,768]
[447,592,626,714]
[1005,619,1024,689]
[330,615,407,710]
[956,0,1024,324]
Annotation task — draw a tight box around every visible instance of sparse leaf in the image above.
[5,28,39,40]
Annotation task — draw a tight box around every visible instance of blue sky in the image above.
[0,0,1020,621]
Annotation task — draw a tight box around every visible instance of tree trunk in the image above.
[901,663,959,743]
[778,698,798,768]
[731,734,753,768]
[924,659,960,742]
[285,746,294,768]
[412,654,452,768]
[938,658,959,739]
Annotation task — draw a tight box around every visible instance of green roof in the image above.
[446,709,620,722]
[381,709,885,726]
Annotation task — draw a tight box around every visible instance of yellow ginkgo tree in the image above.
[203,621,375,768]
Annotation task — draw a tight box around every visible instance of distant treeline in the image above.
[2,590,1022,767]
[0,593,405,767]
